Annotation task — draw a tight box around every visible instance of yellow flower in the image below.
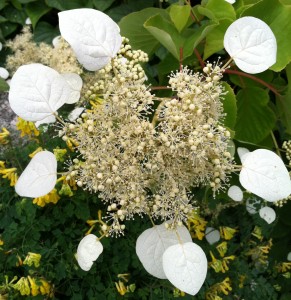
[59,181,74,197]
[276,262,291,273]
[216,241,228,257]
[53,148,67,162]
[23,252,41,268]
[115,280,127,296]
[27,276,39,296]
[13,277,30,296]
[219,226,237,240]
[0,127,10,144]
[0,164,18,186]
[39,279,52,296]
[173,287,185,297]
[64,137,79,151]
[206,277,232,300]
[209,251,235,273]
[33,189,60,207]
[252,226,263,241]
[0,239,4,246]
[187,210,207,240]
[238,275,246,288]
[29,147,43,158]
[16,117,39,138]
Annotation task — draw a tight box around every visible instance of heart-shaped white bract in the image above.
[136,223,192,279]
[0,67,9,80]
[239,149,291,202]
[9,63,72,122]
[77,234,103,271]
[15,151,57,198]
[58,9,122,71]
[205,227,220,245]
[35,115,56,128]
[228,185,243,202]
[162,242,207,296]
[259,207,276,224]
[224,17,277,74]
[237,147,250,164]
[62,73,83,104]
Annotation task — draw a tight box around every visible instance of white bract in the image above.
[287,252,291,261]
[259,207,276,224]
[25,18,32,25]
[0,67,9,80]
[162,242,207,296]
[35,115,56,128]
[58,8,122,71]
[228,185,243,202]
[68,107,85,121]
[0,42,2,51]
[77,234,103,271]
[9,64,72,122]
[52,35,62,48]
[225,0,236,3]
[136,223,192,279]
[62,73,83,104]
[15,151,57,198]
[237,147,250,164]
[205,227,220,245]
[224,17,277,74]
[239,149,291,202]
[246,197,262,214]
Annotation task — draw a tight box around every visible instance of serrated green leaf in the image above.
[0,78,9,92]
[26,0,51,28]
[169,4,191,33]
[242,0,291,72]
[204,18,232,59]
[221,82,237,130]
[119,8,168,56]
[235,87,276,143]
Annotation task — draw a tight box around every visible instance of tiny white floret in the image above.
[259,206,276,224]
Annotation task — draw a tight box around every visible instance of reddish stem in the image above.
[179,47,183,71]
[194,48,205,68]
[224,69,281,96]
[151,86,171,91]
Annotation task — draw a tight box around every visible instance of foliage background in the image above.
[1,0,291,299]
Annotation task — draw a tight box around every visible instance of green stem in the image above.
[270,131,282,158]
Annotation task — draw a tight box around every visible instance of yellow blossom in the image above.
[115,280,127,296]
[173,287,185,297]
[23,252,41,268]
[33,189,60,207]
[276,262,291,273]
[53,148,67,162]
[239,275,246,288]
[39,279,52,296]
[216,241,228,257]
[251,226,263,241]
[206,277,232,300]
[0,128,10,144]
[65,137,79,151]
[0,164,18,186]
[27,276,39,296]
[187,210,207,240]
[16,117,39,138]
[219,226,237,240]
[13,277,30,296]
[59,181,74,197]
[209,251,235,273]
[0,239,4,246]
[28,147,43,158]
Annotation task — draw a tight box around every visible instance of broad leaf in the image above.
[202,0,236,21]
[46,0,92,10]
[224,17,277,74]
[136,223,192,279]
[77,234,103,271]
[239,149,291,202]
[25,1,51,28]
[58,8,122,71]
[92,0,114,11]
[9,63,71,122]
[119,8,167,56]
[0,77,9,92]
[169,4,191,33]
[162,242,207,296]
[34,22,60,44]
[15,151,57,198]
[62,73,83,104]
[221,82,237,130]
[259,207,276,224]
[235,87,276,143]
[227,185,243,201]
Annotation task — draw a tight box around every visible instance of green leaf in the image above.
[45,0,92,10]
[33,21,59,44]
[26,0,51,28]
[92,0,114,11]
[242,0,291,72]
[18,0,38,3]
[10,0,22,10]
[0,78,9,92]
[2,5,26,25]
[221,82,237,130]
[198,0,236,21]
[204,19,232,59]
[1,22,18,37]
[144,14,183,60]
[183,20,218,58]
[235,87,276,143]
[169,4,191,33]
[119,8,168,56]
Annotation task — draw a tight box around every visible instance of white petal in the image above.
[15,151,57,198]
[162,242,207,296]
[0,67,9,80]
[25,18,32,25]
[259,206,276,224]
[237,147,250,164]
[287,252,291,261]
[0,42,2,51]
[228,185,243,202]
[205,227,220,245]
[77,234,103,271]
[225,0,235,3]
[9,64,71,122]
[246,197,262,214]
[224,17,277,74]
[52,35,62,48]
[62,73,83,104]
[136,223,192,279]
[68,107,85,121]
[35,115,56,128]
[58,8,122,71]
[239,149,291,202]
